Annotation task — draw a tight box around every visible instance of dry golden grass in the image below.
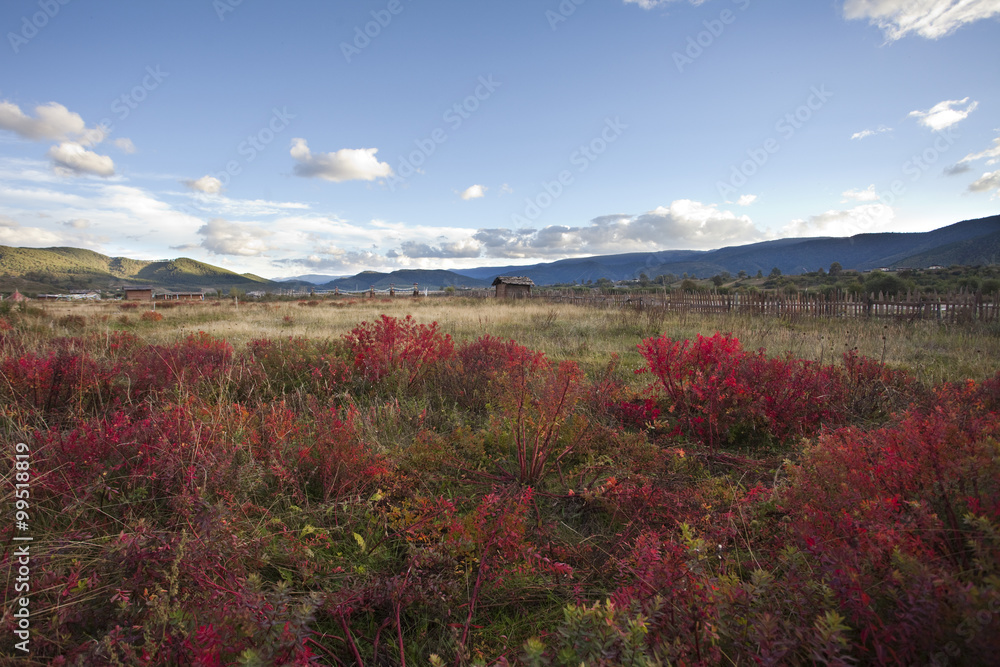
[24,295,1000,384]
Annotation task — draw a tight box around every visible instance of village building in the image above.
[492,276,534,299]
[124,286,155,301]
[155,291,205,301]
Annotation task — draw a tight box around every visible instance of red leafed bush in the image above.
[343,314,454,389]
[129,331,234,397]
[0,350,120,419]
[446,334,547,410]
[781,380,1000,662]
[609,531,721,665]
[245,336,351,398]
[637,333,847,448]
[141,310,164,322]
[613,398,661,430]
[292,404,388,502]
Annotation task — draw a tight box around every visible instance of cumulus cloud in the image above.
[397,239,483,259]
[62,218,90,229]
[841,184,880,202]
[474,200,762,258]
[737,194,757,206]
[460,184,486,201]
[47,142,115,177]
[851,125,892,140]
[0,216,66,246]
[843,0,1000,40]
[781,203,896,237]
[909,98,978,131]
[290,139,393,182]
[0,101,91,142]
[284,249,391,274]
[183,175,224,195]
[943,163,973,176]
[0,101,118,177]
[969,170,1000,197]
[196,218,273,256]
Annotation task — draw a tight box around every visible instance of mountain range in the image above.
[2,214,997,294]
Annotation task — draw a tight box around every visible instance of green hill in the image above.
[0,246,276,294]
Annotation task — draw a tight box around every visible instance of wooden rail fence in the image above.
[461,289,1000,324]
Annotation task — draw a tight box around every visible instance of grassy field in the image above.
[25,295,1000,384]
[2,296,999,665]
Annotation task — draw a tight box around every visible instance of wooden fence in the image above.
[463,289,1000,324]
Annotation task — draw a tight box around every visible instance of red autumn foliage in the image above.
[343,314,454,389]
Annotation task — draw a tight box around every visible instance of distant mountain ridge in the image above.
[0,246,285,293]
[316,269,490,291]
[2,215,997,293]
[450,215,1000,284]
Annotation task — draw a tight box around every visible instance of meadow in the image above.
[2,296,998,665]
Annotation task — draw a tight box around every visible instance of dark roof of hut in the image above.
[492,276,535,286]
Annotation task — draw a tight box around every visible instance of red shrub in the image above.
[343,314,453,389]
[637,333,846,448]
[244,336,351,397]
[447,334,547,410]
[781,380,1000,661]
[0,350,120,419]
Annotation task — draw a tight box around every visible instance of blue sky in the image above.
[1,0,998,278]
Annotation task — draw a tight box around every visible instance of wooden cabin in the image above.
[492,276,534,299]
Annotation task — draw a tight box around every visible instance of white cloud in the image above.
[62,218,90,229]
[396,239,483,259]
[841,184,880,202]
[460,184,486,201]
[0,102,119,177]
[969,170,1000,197]
[183,194,311,218]
[623,0,706,9]
[0,216,67,246]
[737,194,757,206]
[958,134,1000,166]
[183,175,223,195]
[290,139,393,182]
[851,125,892,140]
[843,0,1000,40]
[113,138,136,154]
[47,142,115,177]
[0,101,90,142]
[474,200,763,258]
[781,203,896,237]
[500,183,514,196]
[909,98,978,131]
[196,218,273,256]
